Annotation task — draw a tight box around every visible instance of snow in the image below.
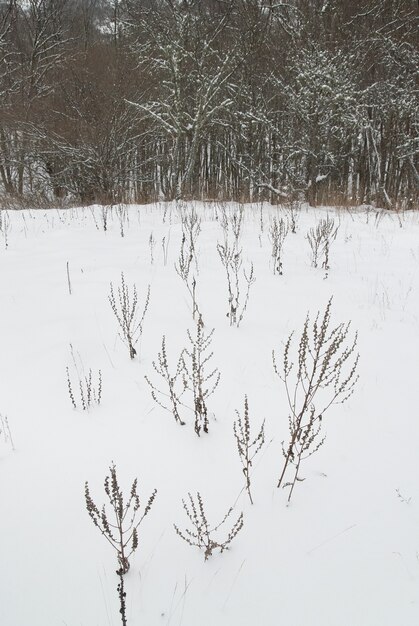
[316,173,328,183]
[1,202,419,626]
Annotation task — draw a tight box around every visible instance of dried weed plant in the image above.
[217,241,255,327]
[85,463,157,575]
[272,298,359,502]
[85,464,157,625]
[0,209,10,249]
[175,207,201,319]
[285,200,301,234]
[269,216,289,275]
[174,492,244,561]
[66,346,102,411]
[183,314,220,436]
[0,414,15,451]
[233,396,265,504]
[145,336,187,425]
[109,273,151,359]
[307,216,339,270]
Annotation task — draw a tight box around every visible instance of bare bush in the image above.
[174,492,244,561]
[109,273,151,359]
[272,298,359,502]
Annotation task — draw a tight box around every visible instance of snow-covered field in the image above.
[1,202,419,626]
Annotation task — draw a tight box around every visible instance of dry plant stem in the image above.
[184,315,220,436]
[307,216,339,270]
[233,396,265,504]
[101,206,109,231]
[66,365,102,410]
[149,232,155,264]
[117,571,127,626]
[145,335,187,425]
[162,233,170,265]
[285,200,301,234]
[66,261,72,295]
[109,273,151,359]
[230,205,244,248]
[175,225,201,319]
[0,414,15,451]
[116,205,128,238]
[238,263,255,327]
[174,492,244,561]
[269,216,289,275]
[217,205,254,327]
[217,241,255,327]
[0,209,10,249]
[273,298,359,502]
[85,463,157,575]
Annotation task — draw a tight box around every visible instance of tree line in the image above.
[0,0,417,207]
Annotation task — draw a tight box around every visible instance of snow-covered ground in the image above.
[1,202,418,626]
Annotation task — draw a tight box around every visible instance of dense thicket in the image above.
[0,0,417,207]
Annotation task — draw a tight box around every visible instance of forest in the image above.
[0,0,417,207]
